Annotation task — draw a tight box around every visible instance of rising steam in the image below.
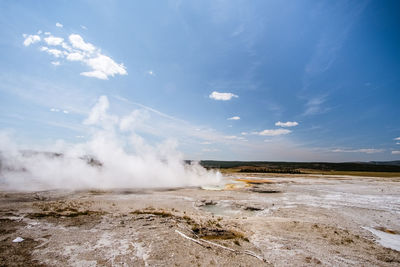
[0,96,221,191]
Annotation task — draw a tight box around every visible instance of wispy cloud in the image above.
[224,135,246,141]
[303,95,328,116]
[227,116,240,120]
[394,137,400,141]
[331,148,384,154]
[55,22,63,28]
[231,24,244,37]
[305,2,369,77]
[202,148,220,152]
[209,91,238,101]
[392,151,400,155]
[112,95,250,146]
[200,141,212,145]
[275,121,298,127]
[254,129,291,136]
[23,31,127,79]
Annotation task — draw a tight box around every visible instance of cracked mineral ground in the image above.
[1,173,400,266]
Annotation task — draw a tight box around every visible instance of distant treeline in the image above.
[197,160,400,172]
[239,168,302,174]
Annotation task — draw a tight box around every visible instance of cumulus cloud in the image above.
[81,54,127,80]
[392,150,400,155]
[209,91,238,101]
[69,34,95,52]
[228,116,240,120]
[394,137,400,141]
[332,148,384,154]
[40,47,63,58]
[275,121,298,127]
[66,52,84,61]
[56,22,63,28]
[23,31,127,80]
[46,49,63,58]
[255,129,291,136]
[44,36,64,46]
[22,34,40,46]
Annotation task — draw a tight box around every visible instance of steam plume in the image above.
[0,96,221,191]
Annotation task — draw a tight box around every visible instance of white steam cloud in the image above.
[0,96,221,191]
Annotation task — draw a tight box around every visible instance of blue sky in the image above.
[0,0,399,161]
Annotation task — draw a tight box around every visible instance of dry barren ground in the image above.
[1,174,400,266]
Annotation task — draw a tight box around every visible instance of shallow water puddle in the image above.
[199,202,257,217]
[364,226,400,251]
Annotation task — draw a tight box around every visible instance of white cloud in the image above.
[255,129,292,136]
[66,52,84,61]
[392,151,400,155]
[69,34,95,52]
[202,148,220,152]
[396,142,400,145]
[56,22,63,28]
[275,121,298,127]
[228,116,240,120]
[332,148,384,154]
[394,137,400,141]
[40,47,63,58]
[224,135,247,141]
[46,49,63,58]
[209,91,238,101]
[200,141,212,145]
[147,70,155,76]
[24,31,127,80]
[51,61,60,66]
[81,25,87,30]
[44,36,64,46]
[44,32,51,35]
[50,108,60,112]
[80,70,108,80]
[81,54,127,80]
[23,34,40,46]
[63,110,69,114]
